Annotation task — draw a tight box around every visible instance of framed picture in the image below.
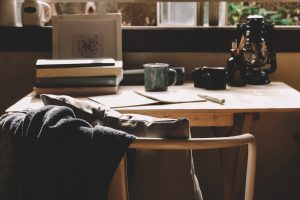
[52,13,122,60]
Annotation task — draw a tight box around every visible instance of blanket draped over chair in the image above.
[0,105,135,200]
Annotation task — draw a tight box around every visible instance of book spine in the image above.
[34,86,118,96]
[36,63,116,69]
[36,58,115,68]
[36,67,123,78]
[35,76,122,87]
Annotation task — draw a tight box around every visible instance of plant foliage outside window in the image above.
[107,2,156,26]
[53,2,156,26]
[53,2,300,26]
[228,2,300,25]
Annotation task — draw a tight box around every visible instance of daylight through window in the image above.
[46,1,300,27]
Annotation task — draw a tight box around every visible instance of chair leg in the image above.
[244,140,256,200]
[232,113,254,200]
[108,157,128,200]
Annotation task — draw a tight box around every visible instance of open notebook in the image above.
[89,90,206,108]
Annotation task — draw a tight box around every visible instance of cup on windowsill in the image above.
[21,0,51,27]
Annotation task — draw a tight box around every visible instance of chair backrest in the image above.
[108,133,256,200]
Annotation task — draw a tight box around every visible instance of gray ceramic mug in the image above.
[143,63,177,91]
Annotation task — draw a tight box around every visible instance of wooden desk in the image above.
[7,82,300,123]
[6,82,300,200]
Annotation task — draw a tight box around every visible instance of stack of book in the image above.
[34,58,123,96]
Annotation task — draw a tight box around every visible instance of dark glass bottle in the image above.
[227,49,247,87]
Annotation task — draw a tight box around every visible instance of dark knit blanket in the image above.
[0,105,135,200]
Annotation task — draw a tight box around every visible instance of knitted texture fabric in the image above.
[0,105,135,200]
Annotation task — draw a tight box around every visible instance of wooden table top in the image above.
[6,82,300,126]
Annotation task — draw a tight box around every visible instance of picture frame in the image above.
[52,13,122,60]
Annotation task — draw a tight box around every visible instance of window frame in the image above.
[0,26,299,52]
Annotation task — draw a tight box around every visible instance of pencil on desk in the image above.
[198,94,225,105]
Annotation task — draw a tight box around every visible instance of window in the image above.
[49,1,157,26]
[47,1,300,27]
[3,1,299,52]
[157,2,197,26]
[106,2,156,26]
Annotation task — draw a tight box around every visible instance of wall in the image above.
[0,52,300,199]
[0,52,50,115]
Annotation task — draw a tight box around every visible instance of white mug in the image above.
[21,0,51,26]
[0,0,17,26]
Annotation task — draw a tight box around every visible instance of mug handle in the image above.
[168,69,177,86]
[41,2,51,23]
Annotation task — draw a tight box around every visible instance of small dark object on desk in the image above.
[120,67,185,85]
[192,66,227,90]
[169,67,185,85]
[121,69,144,85]
[227,49,247,87]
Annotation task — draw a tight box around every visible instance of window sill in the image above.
[0,26,299,52]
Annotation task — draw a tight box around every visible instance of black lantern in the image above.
[238,15,277,85]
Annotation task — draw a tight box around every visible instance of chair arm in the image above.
[130,133,256,150]
[129,133,256,200]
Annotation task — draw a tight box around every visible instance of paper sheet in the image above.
[89,90,205,108]
[89,91,158,108]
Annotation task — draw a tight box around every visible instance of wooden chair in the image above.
[109,133,256,200]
